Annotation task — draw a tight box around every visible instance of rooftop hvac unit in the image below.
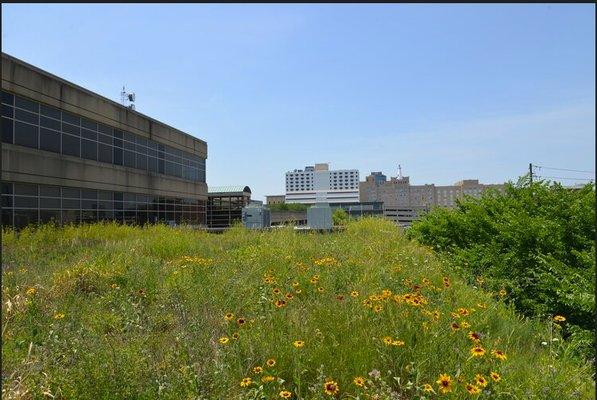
[242,204,271,229]
[307,202,332,230]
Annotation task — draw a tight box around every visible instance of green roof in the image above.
[208,185,251,194]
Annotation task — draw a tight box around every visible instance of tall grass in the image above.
[2,219,594,399]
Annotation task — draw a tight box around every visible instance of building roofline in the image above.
[1,52,206,146]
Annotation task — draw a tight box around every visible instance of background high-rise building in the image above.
[360,170,504,226]
[285,163,359,204]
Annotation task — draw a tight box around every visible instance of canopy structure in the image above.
[208,186,251,195]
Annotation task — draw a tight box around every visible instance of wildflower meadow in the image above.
[1,219,594,399]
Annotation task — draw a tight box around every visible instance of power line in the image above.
[533,165,595,174]
[536,176,594,181]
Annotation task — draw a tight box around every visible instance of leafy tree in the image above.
[407,176,595,359]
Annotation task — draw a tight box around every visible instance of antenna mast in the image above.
[120,85,136,110]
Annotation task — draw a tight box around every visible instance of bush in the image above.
[332,208,349,226]
[268,203,309,212]
[407,176,596,360]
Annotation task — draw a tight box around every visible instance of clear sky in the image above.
[2,4,595,200]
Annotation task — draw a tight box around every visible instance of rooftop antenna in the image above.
[120,85,136,111]
[398,164,403,179]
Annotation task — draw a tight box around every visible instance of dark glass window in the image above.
[82,189,97,199]
[15,96,38,112]
[62,188,80,198]
[1,195,13,208]
[40,128,61,153]
[40,210,61,224]
[98,144,112,163]
[81,128,97,141]
[1,182,13,195]
[62,134,80,157]
[40,116,61,131]
[148,156,158,172]
[124,150,135,168]
[62,123,80,136]
[15,109,38,125]
[2,117,14,143]
[98,124,112,135]
[40,197,61,208]
[81,118,97,130]
[2,104,14,118]
[62,111,80,126]
[62,210,80,224]
[98,131,112,144]
[2,91,14,105]
[40,104,61,120]
[14,121,38,148]
[99,191,113,201]
[81,139,97,160]
[40,185,60,197]
[15,196,38,208]
[113,130,123,165]
[1,209,13,227]
[136,153,147,170]
[14,209,38,228]
[62,199,80,209]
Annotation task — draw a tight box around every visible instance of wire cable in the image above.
[536,176,594,181]
[533,165,595,174]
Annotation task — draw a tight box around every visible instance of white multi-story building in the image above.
[285,163,359,204]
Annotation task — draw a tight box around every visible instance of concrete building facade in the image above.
[1,53,208,229]
[360,172,504,226]
[285,163,359,204]
[265,195,285,205]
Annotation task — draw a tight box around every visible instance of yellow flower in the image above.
[293,340,304,348]
[285,293,294,300]
[373,304,383,313]
[292,282,300,287]
[110,283,119,289]
[253,366,263,374]
[553,315,566,322]
[353,376,365,387]
[232,332,240,340]
[490,372,501,382]
[26,287,36,296]
[317,287,325,293]
[491,349,507,361]
[240,377,252,387]
[475,374,488,387]
[350,290,359,297]
[53,312,65,320]
[470,345,486,357]
[262,375,275,383]
[323,380,339,396]
[237,318,246,326]
[422,383,435,393]
[468,332,481,342]
[274,299,287,308]
[219,336,229,344]
[436,374,452,394]
[498,288,507,297]
[382,336,393,345]
[476,303,487,309]
[266,358,276,367]
[295,289,302,294]
[391,339,405,347]
[273,288,282,295]
[224,312,234,321]
[466,384,481,395]
[460,321,471,329]
[458,308,470,316]
[451,322,461,331]
[279,390,292,398]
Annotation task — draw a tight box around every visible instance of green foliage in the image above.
[268,203,309,212]
[2,219,594,399]
[408,177,596,360]
[332,208,349,226]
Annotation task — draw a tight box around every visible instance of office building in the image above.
[265,195,285,205]
[360,171,504,225]
[1,53,207,229]
[285,163,359,204]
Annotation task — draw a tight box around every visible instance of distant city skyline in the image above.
[2,4,594,200]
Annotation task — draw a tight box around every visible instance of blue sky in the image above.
[2,4,595,200]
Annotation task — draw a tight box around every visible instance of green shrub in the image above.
[408,176,595,360]
[332,208,349,226]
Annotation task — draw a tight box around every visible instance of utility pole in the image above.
[529,163,533,185]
